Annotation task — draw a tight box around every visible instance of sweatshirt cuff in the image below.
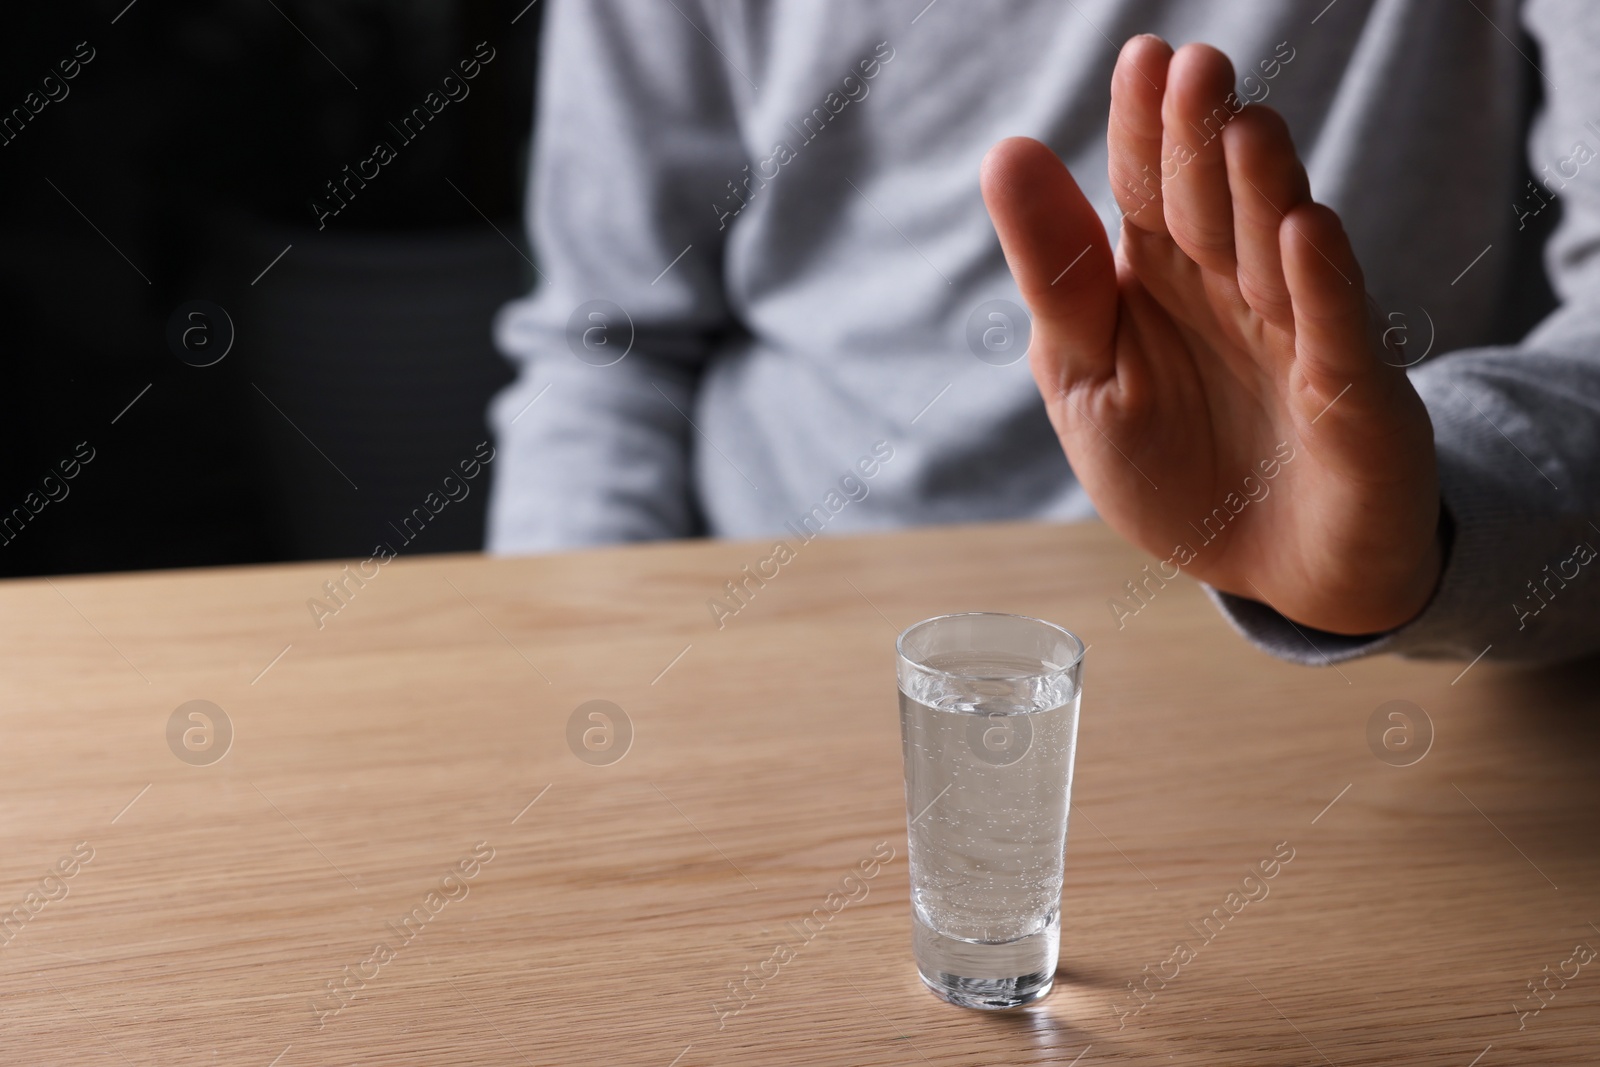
[1207,402,1585,665]
[1203,338,1600,666]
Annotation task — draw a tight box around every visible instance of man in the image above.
[487,0,1600,663]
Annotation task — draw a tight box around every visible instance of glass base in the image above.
[912,912,1058,1010]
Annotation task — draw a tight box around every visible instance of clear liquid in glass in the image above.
[899,649,1080,1009]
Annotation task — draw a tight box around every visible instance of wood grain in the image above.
[1,520,1597,1065]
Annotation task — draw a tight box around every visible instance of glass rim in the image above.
[896,611,1087,681]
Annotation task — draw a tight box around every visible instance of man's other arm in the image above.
[486,0,746,552]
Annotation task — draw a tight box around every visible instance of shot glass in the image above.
[897,612,1085,1010]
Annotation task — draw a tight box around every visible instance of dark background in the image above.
[0,0,542,578]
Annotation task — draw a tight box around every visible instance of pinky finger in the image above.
[1281,202,1372,396]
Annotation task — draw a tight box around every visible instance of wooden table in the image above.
[2,520,1597,1065]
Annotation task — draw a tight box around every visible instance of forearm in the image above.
[486,355,701,553]
[1213,338,1600,664]
[485,0,747,552]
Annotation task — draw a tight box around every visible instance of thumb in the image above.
[980,137,1118,386]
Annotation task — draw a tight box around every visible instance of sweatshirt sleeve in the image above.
[1211,0,1600,665]
[485,0,748,552]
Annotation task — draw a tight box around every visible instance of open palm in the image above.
[982,36,1442,636]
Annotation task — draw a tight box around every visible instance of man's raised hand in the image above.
[981,35,1442,636]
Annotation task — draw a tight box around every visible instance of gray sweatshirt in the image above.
[486,0,1600,664]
